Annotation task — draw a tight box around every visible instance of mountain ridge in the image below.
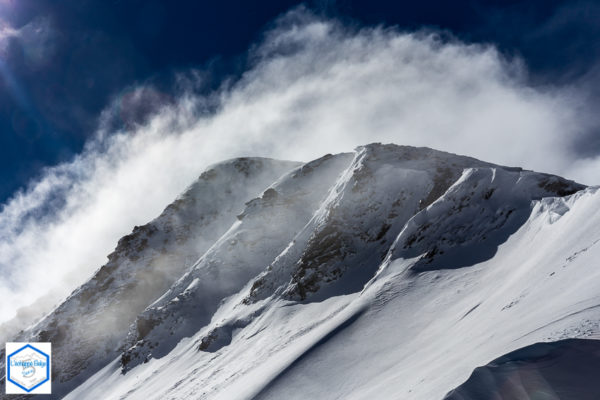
[2,143,594,400]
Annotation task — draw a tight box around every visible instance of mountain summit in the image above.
[3,143,598,400]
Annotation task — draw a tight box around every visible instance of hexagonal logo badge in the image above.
[5,342,51,394]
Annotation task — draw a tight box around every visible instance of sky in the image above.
[0,0,599,202]
[0,0,599,324]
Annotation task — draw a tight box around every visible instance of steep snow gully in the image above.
[2,143,599,400]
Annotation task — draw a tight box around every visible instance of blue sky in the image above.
[0,0,598,203]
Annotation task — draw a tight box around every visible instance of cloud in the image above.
[0,21,17,44]
[0,16,56,62]
[0,8,597,325]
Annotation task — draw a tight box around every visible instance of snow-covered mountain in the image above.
[3,143,599,400]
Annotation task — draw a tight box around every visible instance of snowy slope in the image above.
[0,157,300,399]
[77,184,599,400]
[251,186,600,400]
[4,143,596,400]
[444,339,600,399]
[120,152,354,370]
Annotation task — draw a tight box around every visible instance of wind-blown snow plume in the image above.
[0,8,597,324]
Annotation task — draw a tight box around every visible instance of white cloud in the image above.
[0,9,596,324]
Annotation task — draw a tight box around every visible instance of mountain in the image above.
[3,143,598,400]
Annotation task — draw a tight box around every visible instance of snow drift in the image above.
[444,339,600,400]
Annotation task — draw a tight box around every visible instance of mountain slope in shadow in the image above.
[445,339,600,400]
